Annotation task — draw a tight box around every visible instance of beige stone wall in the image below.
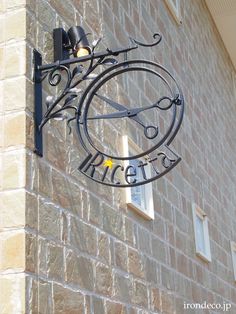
[1,0,236,313]
[0,0,28,313]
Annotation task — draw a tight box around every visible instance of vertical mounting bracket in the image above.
[34,49,43,157]
[53,28,70,62]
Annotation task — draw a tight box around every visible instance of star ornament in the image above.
[103,159,113,169]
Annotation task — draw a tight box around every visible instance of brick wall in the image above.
[0,0,28,313]
[1,0,236,313]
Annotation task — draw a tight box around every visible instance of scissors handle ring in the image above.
[144,125,159,139]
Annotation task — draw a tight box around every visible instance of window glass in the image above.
[129,157,146,209]
[123,135,154,220]
[192,204,211,262]
[233,250,236,267]
[196,215,205,253]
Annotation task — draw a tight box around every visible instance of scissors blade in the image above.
[129,114,145,127]
[95,93,128,111]
[87,110,128,120]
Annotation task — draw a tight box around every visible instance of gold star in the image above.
[103,159,113,169]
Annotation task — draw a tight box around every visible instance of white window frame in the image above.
[192,203,211,262]
[230,241,236,282]
[233,72,236,100]
[164,0,182,25]
[123,135,154,220]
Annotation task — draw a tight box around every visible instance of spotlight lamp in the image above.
[33,26,184,188]
[67,26,92,57]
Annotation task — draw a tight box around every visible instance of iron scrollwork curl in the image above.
[130,33,162,47]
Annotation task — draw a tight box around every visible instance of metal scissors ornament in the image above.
[87,94,179,139]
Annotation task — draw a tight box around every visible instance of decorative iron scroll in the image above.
[34,32,184,187]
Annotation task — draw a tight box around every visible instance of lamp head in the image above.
[68,26,91,58]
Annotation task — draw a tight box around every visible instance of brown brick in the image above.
[115,241,128,271]
[132,280,148,308]
[39,198,61,240]
[128,247,144,279]
[66,250,94,290]
[70,217,97,255]
[113,272,132,302]
[47,244,64,281]
[151,287,161,312]
[103,205,124,239]
[93,296,105,314]
[53,283,84,314]
[98,232,111,265]
[95,262,113,296]
[106,300,126,314]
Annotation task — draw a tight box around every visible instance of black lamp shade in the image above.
[68,26,91,56]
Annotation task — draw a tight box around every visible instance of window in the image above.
[164,0,182,25]
[230,241,236,281]
[233,72,236,99]
[123,136,154,220]
[192,204,211,262]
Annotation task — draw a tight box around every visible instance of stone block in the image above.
[128,247,144,279]
[88,193,102,226]
[95,262,113,296]
[131,280,148,308]
[106,300,126,314]
[145,257,158,284]
[25,233,37,273]
[38,280,52,314]
[37,0,56,31]
[25,191,38,230]
[47,244,64,281]
[38,238,47,277]
[6,0,26,9]
[37,159,52,198]
[0,47,5,80]
[52,169,82,214]
[98,232,111,265]
[0,189,25,229]
[113,272,132,302]
[151,287,161,312]
[50,0,75,26]
[4,9,26,41]
[161,291,175,314]
[0,274,25,313]
[66,250,94,290]
[92,296,105,314]
[70,217,97,255]
[161,265,175,291]
[53,283,85,314]
[115,240,128,272]
[4,43,26,78]
[124,217,135,245]
[138,227,151,255]
[2,150,25,190]
[39,198,61,240]
[0,230,25,271]
[152,237,166,263]
[103,205,124,239]
[4,112,26,147]
[45,132,67,171]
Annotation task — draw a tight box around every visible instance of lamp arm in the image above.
[37,46,138,72]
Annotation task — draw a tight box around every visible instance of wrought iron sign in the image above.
[34,26,184,187]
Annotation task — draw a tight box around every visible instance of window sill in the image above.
[127,202,154,220]
[196,251,211,263]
